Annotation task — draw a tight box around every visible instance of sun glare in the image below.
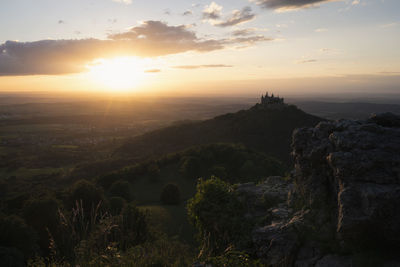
[87,57,146,91]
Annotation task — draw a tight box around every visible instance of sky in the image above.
[0,0,399,96]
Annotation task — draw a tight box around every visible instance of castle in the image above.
[260,92,284,105]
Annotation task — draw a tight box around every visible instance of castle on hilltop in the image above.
[260,92,284,105]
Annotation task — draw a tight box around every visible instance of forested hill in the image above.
[117,102,323,164]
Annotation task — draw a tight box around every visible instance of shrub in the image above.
[179,156,202,179]
[22,197,60,255]
[147,163,161,182]
[109,196,126,216]
[187,177,251,257]
[206,250,263,267]
[0,247,25,267]
[109,180,133,201]
[69,180,104,213]
[0,214,37,258]
[160,184,181,205]
[120,204,148,250]
[209,165,227,180]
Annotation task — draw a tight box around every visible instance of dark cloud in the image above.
[58,20,65,24]
[108,21,223,55]
[0,39,113,75]
[173,64,233,69]
[0,21,273,76]
[251,0,337,10]
[183,10,193,16]
[215,7,255,27]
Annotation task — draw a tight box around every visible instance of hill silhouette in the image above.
[118,96,323,164]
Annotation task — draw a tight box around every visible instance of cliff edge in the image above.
[250,113,400,266]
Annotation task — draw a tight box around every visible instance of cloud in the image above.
[107,21,224,55]
[296,59,317,64]
[58,20,65,24]
[183,10,193,16]
[214,7,255,27]
[251,0,340,11]
[232,28,256,36]
[315,28,328,32]
[228,35,274,45]
[112,0,132,4]
[173,64,233,69]
[0,21,273,76]
[203,2,223,20]
[144,69,161,73]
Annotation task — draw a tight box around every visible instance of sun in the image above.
[87,57,145,91]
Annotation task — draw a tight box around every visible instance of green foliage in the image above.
[69,180,105,213]
[0,214,37,257]
[209,165,228,180]
[187,177,252,257]
[108,197,126,216]
[117,237,194,267]
[180,156,202,179]
[109,180,133,201]
[0,247,25,267]
[206,250,264,267]
[160,183,181,205]
[23,197,60,255]
[120,203,149,250]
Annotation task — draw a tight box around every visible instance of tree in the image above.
[160,184,180,205]
[0,214,37,258]
[69,180,104,213]
[109,180,133,201]
[179,156,202,179]
[23,197,60,256]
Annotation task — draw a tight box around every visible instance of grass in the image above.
[130,165,199,246]
[0,167,62,180]
[131,165,197,205]
[52,145,79,149]
[140,204,196,246]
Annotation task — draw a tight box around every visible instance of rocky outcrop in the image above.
[250,113,400,266]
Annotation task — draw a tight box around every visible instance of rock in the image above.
[236,177,291,219]
[367,112,400,127]
[291,113,400,249]
[315,255,353,267]
[231,114,400,266]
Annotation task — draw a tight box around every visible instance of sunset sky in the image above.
[1,0,399,96]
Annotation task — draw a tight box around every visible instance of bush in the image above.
[179,156,202,179]
[209,165,227,180]
[109,196,126,215]
[206,250,263,267]
[160,184,181,205]
[0,214,37,257]
[120,204,148,250]
[109,180,133,201]
[22,197,60,255]
[69,180,104,213]
[187,177,251,257]
[147,163,160,181]
[0,247,25,267]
